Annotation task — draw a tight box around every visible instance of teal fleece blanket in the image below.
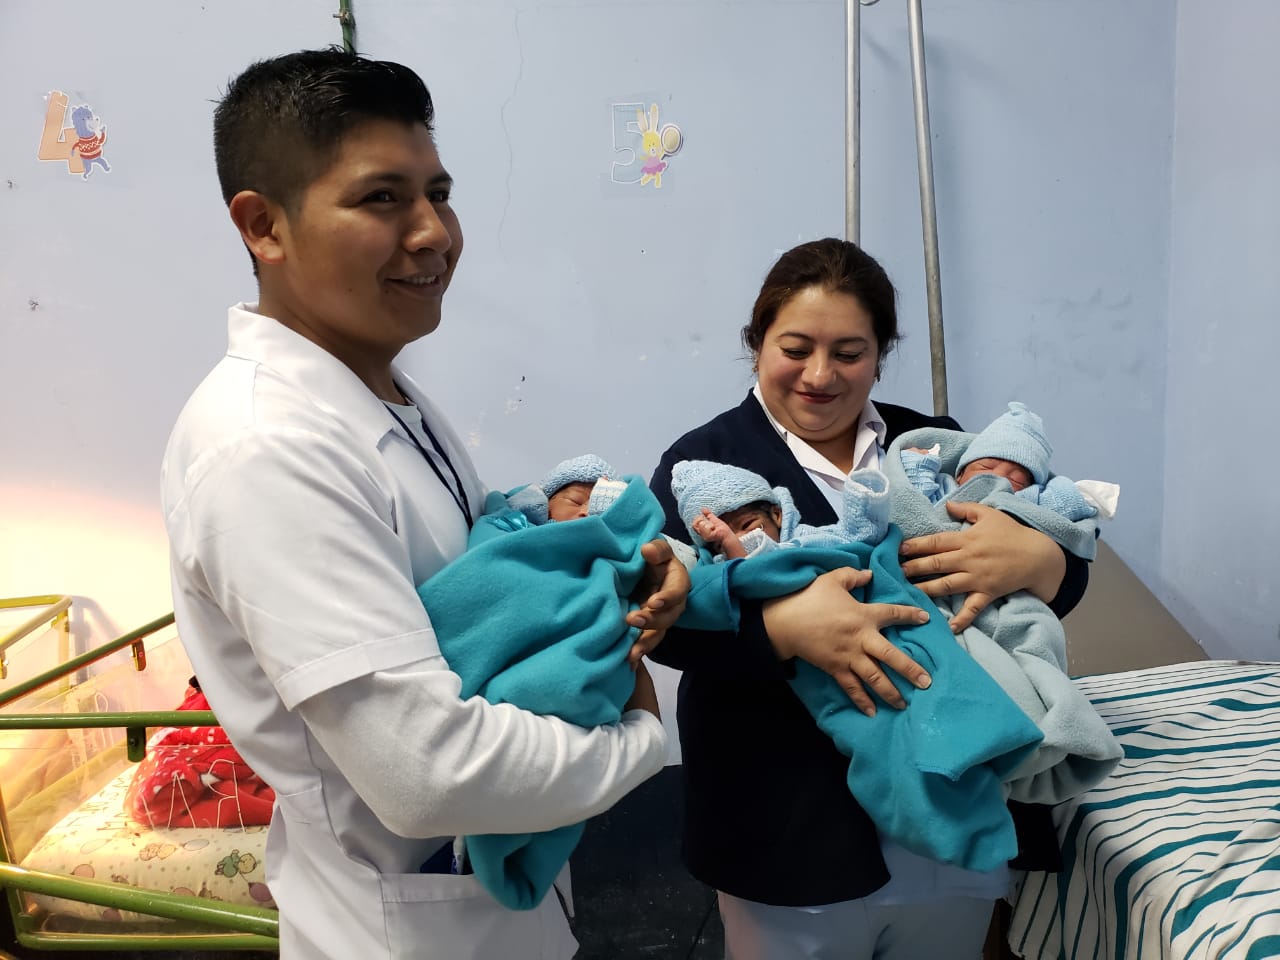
[884,428,1122,804]
[681,527,1045,872]
[416,476,665,910]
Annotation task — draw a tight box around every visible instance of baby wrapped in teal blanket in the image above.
[672,459,1045,871]
[417,469,666,910]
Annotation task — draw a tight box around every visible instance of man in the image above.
[162,50,686,958]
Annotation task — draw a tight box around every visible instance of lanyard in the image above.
[384,403,473,530]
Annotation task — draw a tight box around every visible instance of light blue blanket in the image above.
[884,428,1122,803]
[416,476,665,910]
[888,427,1098,562]
[681,527,1045,872]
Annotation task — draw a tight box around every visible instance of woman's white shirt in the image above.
[751,383,887,516]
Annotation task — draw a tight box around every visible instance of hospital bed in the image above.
[1005,658,1280,960]
[987,543,1280,960]
[0,597,278,952]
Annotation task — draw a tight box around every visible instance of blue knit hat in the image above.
[670,460,797,544]
[540,454,616,497]
[957,402,1053,486]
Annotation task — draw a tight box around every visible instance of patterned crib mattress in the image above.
[21,764,275,923]
[1008,660,1280,960]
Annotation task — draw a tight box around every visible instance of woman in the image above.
[649,238,1084,959]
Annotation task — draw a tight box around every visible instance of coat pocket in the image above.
[380,870,577,959]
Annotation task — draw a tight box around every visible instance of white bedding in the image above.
[21,764,275,923]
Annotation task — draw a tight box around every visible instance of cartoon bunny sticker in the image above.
[636,104,668,188]
[610,100,683,188]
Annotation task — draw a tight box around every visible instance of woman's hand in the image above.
[625,538,691,666]
[762,567,932,718]
[898,500,1067,633]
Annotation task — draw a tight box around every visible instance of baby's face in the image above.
[547,481,595,522]
[957,458,1032,492]
[719,503,783,542]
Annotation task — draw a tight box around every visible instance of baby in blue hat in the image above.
[953,401,1052,491]
[900,402,1106,521]
[670,459,891,561]
[671,460,789,559]
[504,454,699,569]
[505,453,623,524]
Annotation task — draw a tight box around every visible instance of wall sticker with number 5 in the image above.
[610,101,682,189]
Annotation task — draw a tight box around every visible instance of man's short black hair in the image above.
[213,48,434,213]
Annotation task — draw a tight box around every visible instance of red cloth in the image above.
[125,684,275,828]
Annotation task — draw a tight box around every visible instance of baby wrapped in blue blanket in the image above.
[671,459,1045,872]
[416,455,677,911]
[886,403,1122,805]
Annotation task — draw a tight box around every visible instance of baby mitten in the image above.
[842,468,891,545]
[586,477,628,516]
[506,484,550,525]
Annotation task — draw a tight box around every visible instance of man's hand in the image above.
[625,537,690,666]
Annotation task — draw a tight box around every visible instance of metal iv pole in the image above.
[845,0,950,417]
[907,0,949,416]
[845,0,863,245]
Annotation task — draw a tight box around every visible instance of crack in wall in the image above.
[496,7,526,260]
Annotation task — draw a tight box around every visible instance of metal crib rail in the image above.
[0,711,217,763]
[0,862,279,945]
[0,596,72,683]
[0,612,174,710]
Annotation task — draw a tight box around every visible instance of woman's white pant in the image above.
[718,891,994,960]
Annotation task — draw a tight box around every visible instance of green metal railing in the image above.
[0,612,172,710]
[0,711,216,763]
[335,0,356,53]
[0,862,279,945]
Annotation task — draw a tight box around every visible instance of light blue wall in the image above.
[365,1,1179,601]
[0,0,338,501]
[361,1,851,480]
[1162,2,1280,659]
[5,1,1266,663]
[854,2,1178,597]
[0,0,338,638]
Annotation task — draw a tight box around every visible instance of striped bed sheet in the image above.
[1008,660,1280,960]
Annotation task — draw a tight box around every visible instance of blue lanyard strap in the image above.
[384,403,473,530]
